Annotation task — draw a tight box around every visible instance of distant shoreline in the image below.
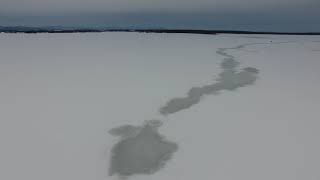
[1,27,320,35]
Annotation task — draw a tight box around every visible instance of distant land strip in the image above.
[1,27,320,35]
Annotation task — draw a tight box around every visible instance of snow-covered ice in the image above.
[0,32,320,180]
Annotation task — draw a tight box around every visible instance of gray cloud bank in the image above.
[1,0,319,31]
[1,11,319,32]
[1,0,319,14]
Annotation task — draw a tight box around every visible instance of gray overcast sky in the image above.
[1,0,319,13]
[1,0,319,31]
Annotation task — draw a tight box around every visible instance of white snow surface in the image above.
[0,32,320,180]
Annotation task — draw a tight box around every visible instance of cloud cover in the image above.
[1,0,319,13]
[0,0,319,31]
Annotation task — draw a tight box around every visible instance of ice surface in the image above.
[0,33,320,180]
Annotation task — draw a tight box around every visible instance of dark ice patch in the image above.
[243,67,259,73]
[109,120,178,177]
[109,125,142,139]
[159,45,260,115]
[220,58,240,69]
[107,42,263,179]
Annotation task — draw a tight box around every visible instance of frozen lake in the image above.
[0,32,320,180]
